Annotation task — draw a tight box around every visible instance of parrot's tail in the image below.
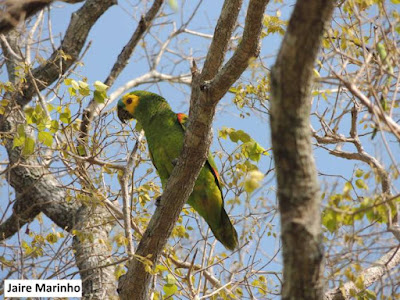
[211,208,238,251]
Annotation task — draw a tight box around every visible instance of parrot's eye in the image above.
[126,98,132,105]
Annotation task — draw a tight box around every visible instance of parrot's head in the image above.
[117,90,169,124]
[117,91,140,123]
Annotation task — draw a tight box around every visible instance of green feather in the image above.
[118,91,238,250]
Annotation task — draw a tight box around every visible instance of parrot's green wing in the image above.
[176,113,223,193]
[176,113,237,250]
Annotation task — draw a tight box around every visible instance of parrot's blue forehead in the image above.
[117,99,124,107]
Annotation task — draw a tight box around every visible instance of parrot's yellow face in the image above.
[117,93,140,123]
[121,93,140,115]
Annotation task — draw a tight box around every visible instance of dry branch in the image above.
[78,0,164,149]
[325,247,400,300]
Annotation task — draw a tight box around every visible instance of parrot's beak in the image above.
[117,106,130,124]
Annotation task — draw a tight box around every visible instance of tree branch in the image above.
[0,0,87,35]
[78,0,164,150]
[119,131,144,256]
[200,0,242,81]
[117,0,269,298]
[15,0,116,107]
[270,0,335,299]
[336,75,400,141]
[72,204,117,299]
[324,246,400,300]
[209,0,268,102]
[0,0,51,34]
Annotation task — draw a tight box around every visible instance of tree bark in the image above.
[0,1,117,297]
[73,205,117,299]
[270,1,335,299]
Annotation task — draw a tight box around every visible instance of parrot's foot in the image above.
[155,196,162,206]
[171,158,178,166]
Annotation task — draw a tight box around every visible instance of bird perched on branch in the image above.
[117,90,238,250]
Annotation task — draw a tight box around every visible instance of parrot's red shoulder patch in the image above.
[176,113,186,125]
[210,165,221,185]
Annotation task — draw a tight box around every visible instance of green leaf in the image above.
[218,126,232,139]
[22,136,35,156]
[323,210,338,232]
[64,78,72,86]
[50,120,59,133]
[343,181,353,193]
[78,80,89,89]
[391,0,400,4]
[60,107,71,124]
[244,170,264,193]
[165,274,176,285]
[68,87,76,97]
[247,141,266,161]
[355,179,368,190]
[168,0,178,11]
[94,90,107,104]
[355,169,364,178]
[163,283,177,297]
[229,129,250,143]
[163,274,178,297]
[71,80,79,90]
[79,87,90,96]
[38,131,53,147]
[94,81,108,92]
[13,135,25,148]
[45,233,58,244]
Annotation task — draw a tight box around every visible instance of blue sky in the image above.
[2,0,399,298]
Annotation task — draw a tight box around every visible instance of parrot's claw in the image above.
[171,158,178,166]
[155,196,162,206]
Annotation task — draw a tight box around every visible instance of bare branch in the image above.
[119,131,144,256]
[15,0,116,106]
[325,247,400,300]
[78,0,164,152]
[105,0,164,86]
[337,75,400,141]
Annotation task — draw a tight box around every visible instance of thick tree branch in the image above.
[0,3,117,296]
[209,0,268,101]
[324,246,400,300]
[15,0,116,107]
[0,0,50,34]
[0,101,78,238]
[0,0,86,35]
[200,0,242,81]
[117,0,269,298]
[73,204,117,299]
[270,0,335,299]
[0,204,40,241]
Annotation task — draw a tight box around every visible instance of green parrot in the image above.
[117,90,238,250]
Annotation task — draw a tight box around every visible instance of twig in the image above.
[119,131,144,256]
